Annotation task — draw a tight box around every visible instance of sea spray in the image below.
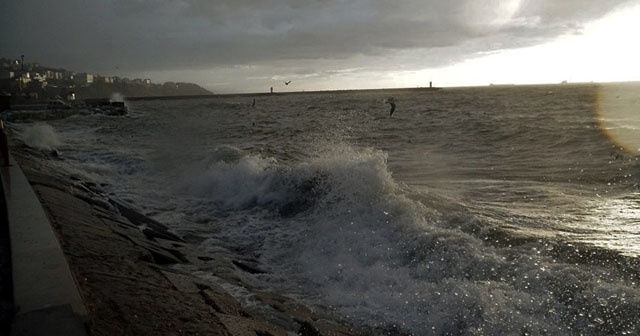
[110,92,125,103]
[182,144,420,217]
[181,144,638,335]
[187,152,282,210]
[20,123,61,151]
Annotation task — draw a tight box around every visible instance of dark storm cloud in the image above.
[0,0,633,77]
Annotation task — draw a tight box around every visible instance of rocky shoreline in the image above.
[9,142,386,335]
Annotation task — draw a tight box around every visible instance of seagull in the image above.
[385,97,396,116]
[284,80,292,85]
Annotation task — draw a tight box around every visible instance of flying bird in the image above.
[284,81,292,85]
[385,97,396,116]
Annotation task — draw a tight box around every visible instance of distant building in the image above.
[73,73,94,85]
[96,75,115,84]
[17,72,31,86]
[62,70,75,80]
[32,73,46,82]
[44,70,64,80]
[0,70,14,79]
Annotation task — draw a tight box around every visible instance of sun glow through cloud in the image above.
[123,1,640,93]
[405,3,640,88]
[460,0,522,27]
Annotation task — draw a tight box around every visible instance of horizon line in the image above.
[200,80,639,96]
[125,80,640,101]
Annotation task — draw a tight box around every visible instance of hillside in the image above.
[0,58,213,100]
[72,81,212,99]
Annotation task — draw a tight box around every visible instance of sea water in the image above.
[14,84,640,335]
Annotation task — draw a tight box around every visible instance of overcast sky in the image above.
[1,0,639,93]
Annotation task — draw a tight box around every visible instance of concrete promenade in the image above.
[1,153,88,335]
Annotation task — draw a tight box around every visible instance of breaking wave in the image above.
[183,144,422,218]
[183,144,640,335]
[18,123,61,151]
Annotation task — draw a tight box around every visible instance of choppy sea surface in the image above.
[14,83,640,335]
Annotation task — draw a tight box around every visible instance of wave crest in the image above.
[184,144,407,218]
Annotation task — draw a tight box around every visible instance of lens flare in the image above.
[596,83,640,154]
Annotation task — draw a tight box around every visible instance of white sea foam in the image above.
[186,150,281,209]
[182,144,424,218]
[178,142,640,334]
[20,123,61,151]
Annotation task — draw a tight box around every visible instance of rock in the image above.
[232,259,267,274]
[11,142,368,336]
[110,200,185,243]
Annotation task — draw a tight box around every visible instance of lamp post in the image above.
[18,55,25,94]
